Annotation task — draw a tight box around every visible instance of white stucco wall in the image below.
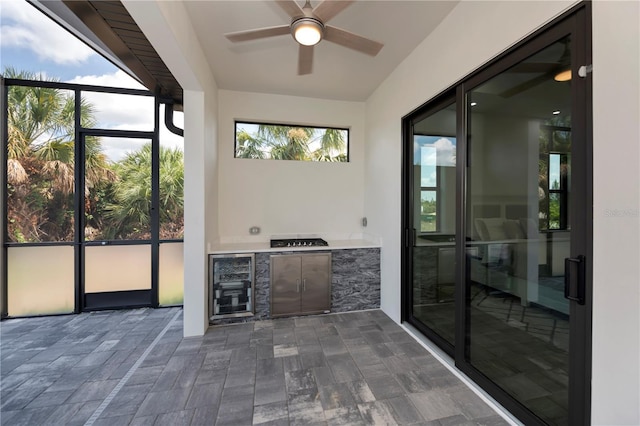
[217,90,366,242]
[591,1,640,423]
[123,0,219,337]
[365,0,639,424]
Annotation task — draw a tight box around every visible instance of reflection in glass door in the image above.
[82,135,154,309]
[465,36,581,424]
[407,98,458,349]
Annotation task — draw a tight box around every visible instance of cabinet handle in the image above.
[303,279,306,292]
[296,279,300,293]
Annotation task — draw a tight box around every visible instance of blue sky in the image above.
[1,0,183,161]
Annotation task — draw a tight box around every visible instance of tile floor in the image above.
[1,308,511,425]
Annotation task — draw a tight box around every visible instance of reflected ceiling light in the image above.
[292,17,324,46]
[470,102,477,106]
[554,69,572,82]
[552,110,561,115]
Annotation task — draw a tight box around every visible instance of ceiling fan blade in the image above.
[225,25,291,42]
[276,0,304,19]
[499,72,554,98]
[324,26,383,56]
[312,0,354,23]
[509,62,559,73]
[298,45,314,75]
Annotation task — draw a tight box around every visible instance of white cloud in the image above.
[0,0,96,65]
[1,1,183,162]
[433,137,456,167]
[68,70,183,162]
[70,70,145,90]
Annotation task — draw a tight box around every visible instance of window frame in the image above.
[234,120,350,162]
[540,124,571,231]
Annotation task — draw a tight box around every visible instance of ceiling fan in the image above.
[224,0,384,75]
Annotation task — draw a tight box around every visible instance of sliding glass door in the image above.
[405,94,458,351]
[403,5,591,425]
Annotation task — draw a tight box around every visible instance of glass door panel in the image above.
[159,104,184,240]
[7,246,75,316]
[465,37,572,425]
[5,84,77,317]
[410,102,458,347]
[159,242,183,306]
[84,136,152,241]
[85,245,151,293]
[158,105,184,306]
[83,135,153,309]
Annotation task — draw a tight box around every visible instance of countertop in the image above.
[209,239,381,255]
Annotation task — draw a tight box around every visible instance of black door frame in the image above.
[77,126,159,311]
[401,3,592,424]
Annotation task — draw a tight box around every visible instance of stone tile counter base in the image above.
[212,248,380,324]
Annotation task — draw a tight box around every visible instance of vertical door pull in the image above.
[564,255,586,305]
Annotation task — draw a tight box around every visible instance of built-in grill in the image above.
[270,237,329,248]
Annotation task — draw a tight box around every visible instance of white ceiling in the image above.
[183,1,459,102]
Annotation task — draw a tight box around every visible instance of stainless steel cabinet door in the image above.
[271,255,301,317]
[300,254,331,314]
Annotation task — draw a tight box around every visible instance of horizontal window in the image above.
[235,121,349,162]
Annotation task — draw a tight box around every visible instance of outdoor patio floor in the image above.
[1,308,511,425]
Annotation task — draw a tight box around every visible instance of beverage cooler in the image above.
[209,253,255,320]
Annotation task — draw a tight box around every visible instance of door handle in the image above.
[564,255,586,305]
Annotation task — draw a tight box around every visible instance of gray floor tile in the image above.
[135,387,192,417]
[154,409,194,425]
[25,389,74,409]
[66,379,119,403]
[312,366,336,387]
[0,406,57,426]
[185,382,224,409]
[98,384,151,417]
[288,400,326,424]
[0,308,505,426]
[252,400,288,424]
[357,400,397,424]
[408,390,462,422]
[324,405,367,425]
[285,368,317,393]
[344,380,376,404]
[45,399,101,425]
[92,414,134,426]
[256,357,284,378]
[255,375,287,406]
[386,395,426,424]
[318,383,357,410]
[365,375,405,400]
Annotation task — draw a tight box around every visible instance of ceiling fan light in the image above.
[554,69,572,82]
[292,18,323,46]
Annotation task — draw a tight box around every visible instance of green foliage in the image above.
[235,124,347,162]
[5,68,184,243]
[100,144,184,240]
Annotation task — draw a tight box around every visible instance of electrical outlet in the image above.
[249,226,261,235]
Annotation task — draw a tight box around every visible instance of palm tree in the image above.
[235,123,347,162]
[103,144,184,240]
[236,129,266,159]
[4,67,113,242]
